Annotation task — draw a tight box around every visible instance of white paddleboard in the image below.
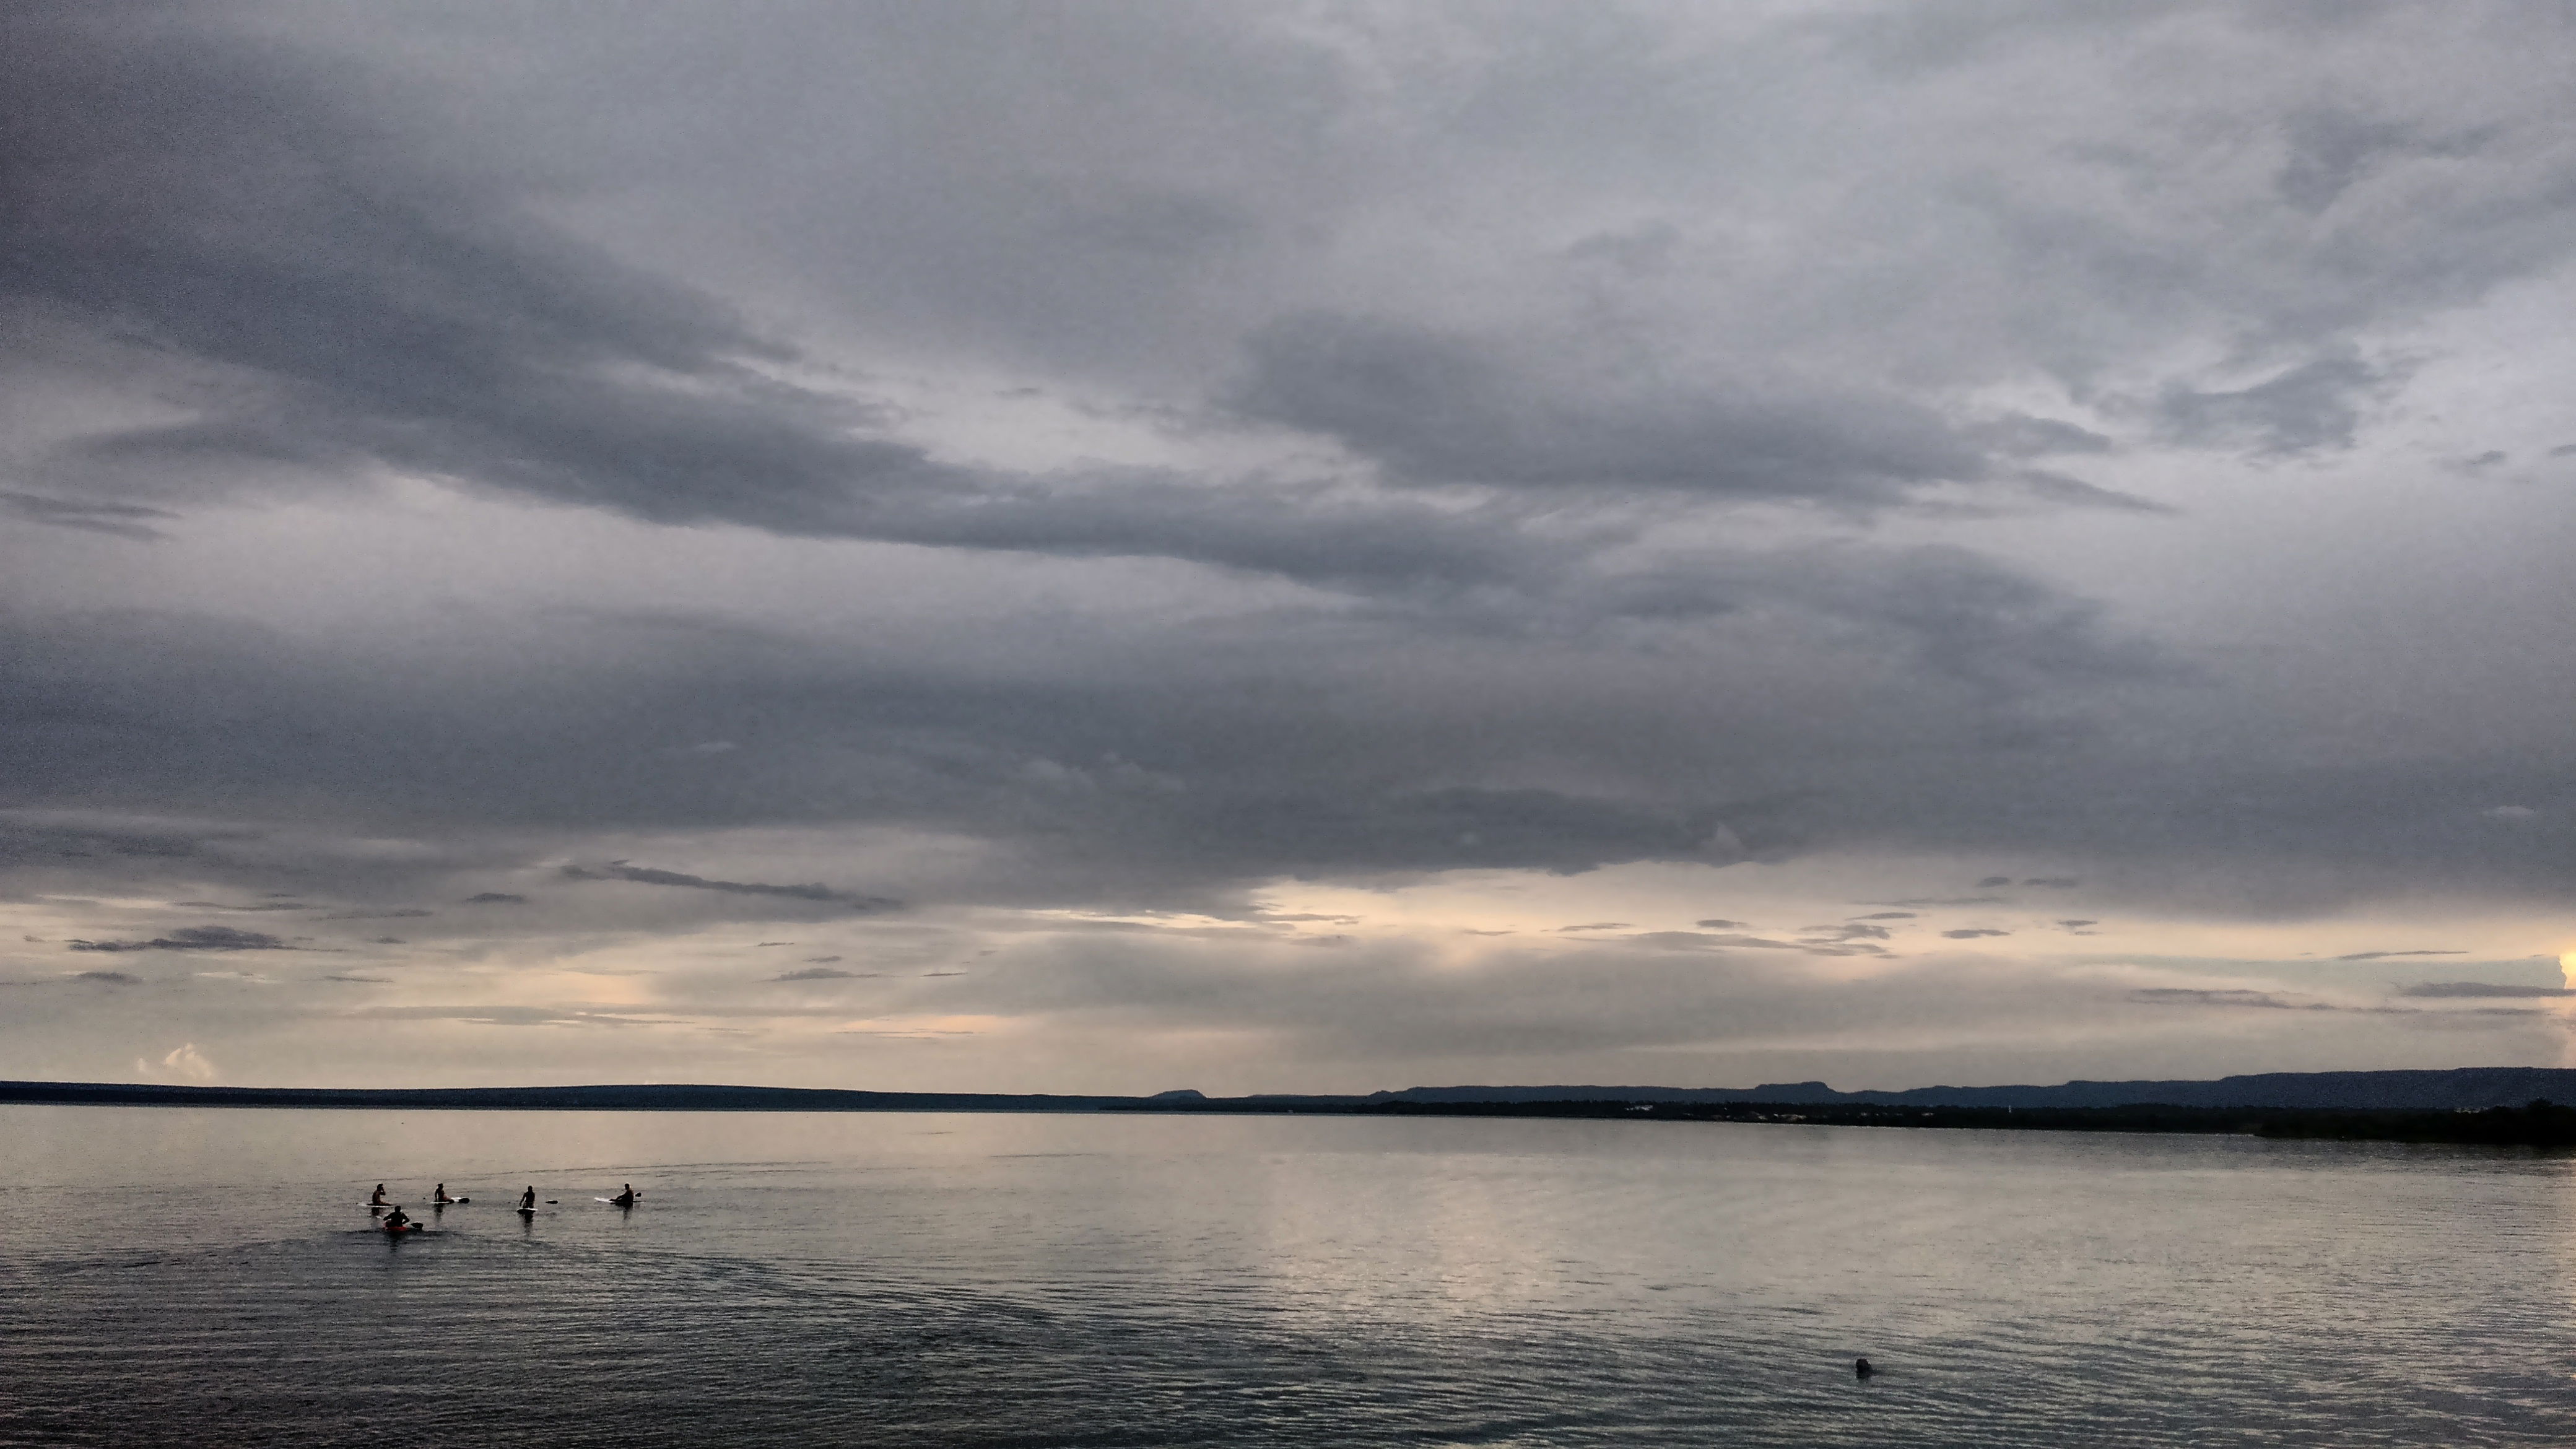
[595,1196,642,1205]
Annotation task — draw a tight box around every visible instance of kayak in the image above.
[383,1223,423,1236]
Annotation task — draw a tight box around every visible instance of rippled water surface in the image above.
[4,1106,2572,1446]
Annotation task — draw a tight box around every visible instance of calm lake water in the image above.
[2,1106,2571,1447]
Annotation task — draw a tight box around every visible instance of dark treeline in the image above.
[1351,1066,2576,1112]
[12,1079,2576,1146]
[1112,1095,2576,1147]
[0,1081,1126,1113]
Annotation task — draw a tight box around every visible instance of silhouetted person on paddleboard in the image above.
[611,1184,638,1207]
[370,1183,389,1206]
[517,1186,537,1211]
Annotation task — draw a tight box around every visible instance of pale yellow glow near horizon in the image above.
[831,1014,1008,1040]
[1253,859,2572,971]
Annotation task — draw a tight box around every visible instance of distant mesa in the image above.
[1150,1089,1206,1101]
[1356,1068,2576,1112]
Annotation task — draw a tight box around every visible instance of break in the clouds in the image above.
[3,1,2574,1092]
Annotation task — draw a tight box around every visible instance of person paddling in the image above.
[610,1183,638,1208]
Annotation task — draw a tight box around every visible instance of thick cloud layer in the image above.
[3,1,2572,1089]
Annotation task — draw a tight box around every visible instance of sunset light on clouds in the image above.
[4,1,2572,1094]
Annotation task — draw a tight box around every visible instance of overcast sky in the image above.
[5,1,2572,1094]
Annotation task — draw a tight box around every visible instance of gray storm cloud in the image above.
[3,1,2574,1088]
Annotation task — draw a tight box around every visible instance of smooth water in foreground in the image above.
[2,1106,2570,1447]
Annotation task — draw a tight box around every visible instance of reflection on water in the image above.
[3,1107,2572,1446]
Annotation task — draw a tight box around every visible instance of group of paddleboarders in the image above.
[365,1180,639,1233]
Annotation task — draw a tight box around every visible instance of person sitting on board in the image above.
[369,1183,389,1206]
[517,1185,537,1211]
[383,1206,412,1232]
[433,1183,455,1204]
[611,1184,638,1207]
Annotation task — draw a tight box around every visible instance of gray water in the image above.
[2,1107,2570,1446]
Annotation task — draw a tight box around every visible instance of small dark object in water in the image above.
[1854,1357,1874,1379]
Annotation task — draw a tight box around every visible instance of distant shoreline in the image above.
[0,1081,1126,1113]
[1116,1097,2576,1148]
[7,1077,2576,1146]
